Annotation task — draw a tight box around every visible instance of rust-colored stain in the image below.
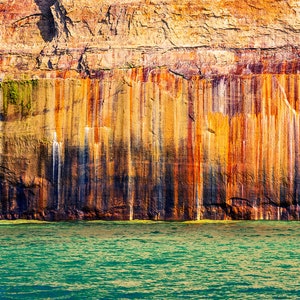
[1,69,300,220]
[222,0,293,25]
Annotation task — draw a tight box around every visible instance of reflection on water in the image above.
[0,220,299,299]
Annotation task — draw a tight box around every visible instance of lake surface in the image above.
[0,220,299,299]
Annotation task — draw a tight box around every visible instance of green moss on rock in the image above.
[0,79,37,117]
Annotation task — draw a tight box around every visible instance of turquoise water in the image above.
[0,221,299,299]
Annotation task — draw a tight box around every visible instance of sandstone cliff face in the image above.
[0,0,300,220]
[1,0,300,76]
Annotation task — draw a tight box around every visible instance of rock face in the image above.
[1,0,300,220]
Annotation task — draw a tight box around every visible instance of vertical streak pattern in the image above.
[0,70,300,220]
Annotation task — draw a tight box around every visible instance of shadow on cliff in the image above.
[34,0,57,42]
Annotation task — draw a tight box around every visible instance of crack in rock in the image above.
[34,0,72,42]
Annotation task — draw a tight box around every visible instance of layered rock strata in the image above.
[0,0,300,220]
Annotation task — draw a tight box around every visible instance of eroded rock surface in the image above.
[0,0,300,220]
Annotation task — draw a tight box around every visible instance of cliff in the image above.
[0,0,300,220]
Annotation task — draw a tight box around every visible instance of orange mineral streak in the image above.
[2,69,300,220]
